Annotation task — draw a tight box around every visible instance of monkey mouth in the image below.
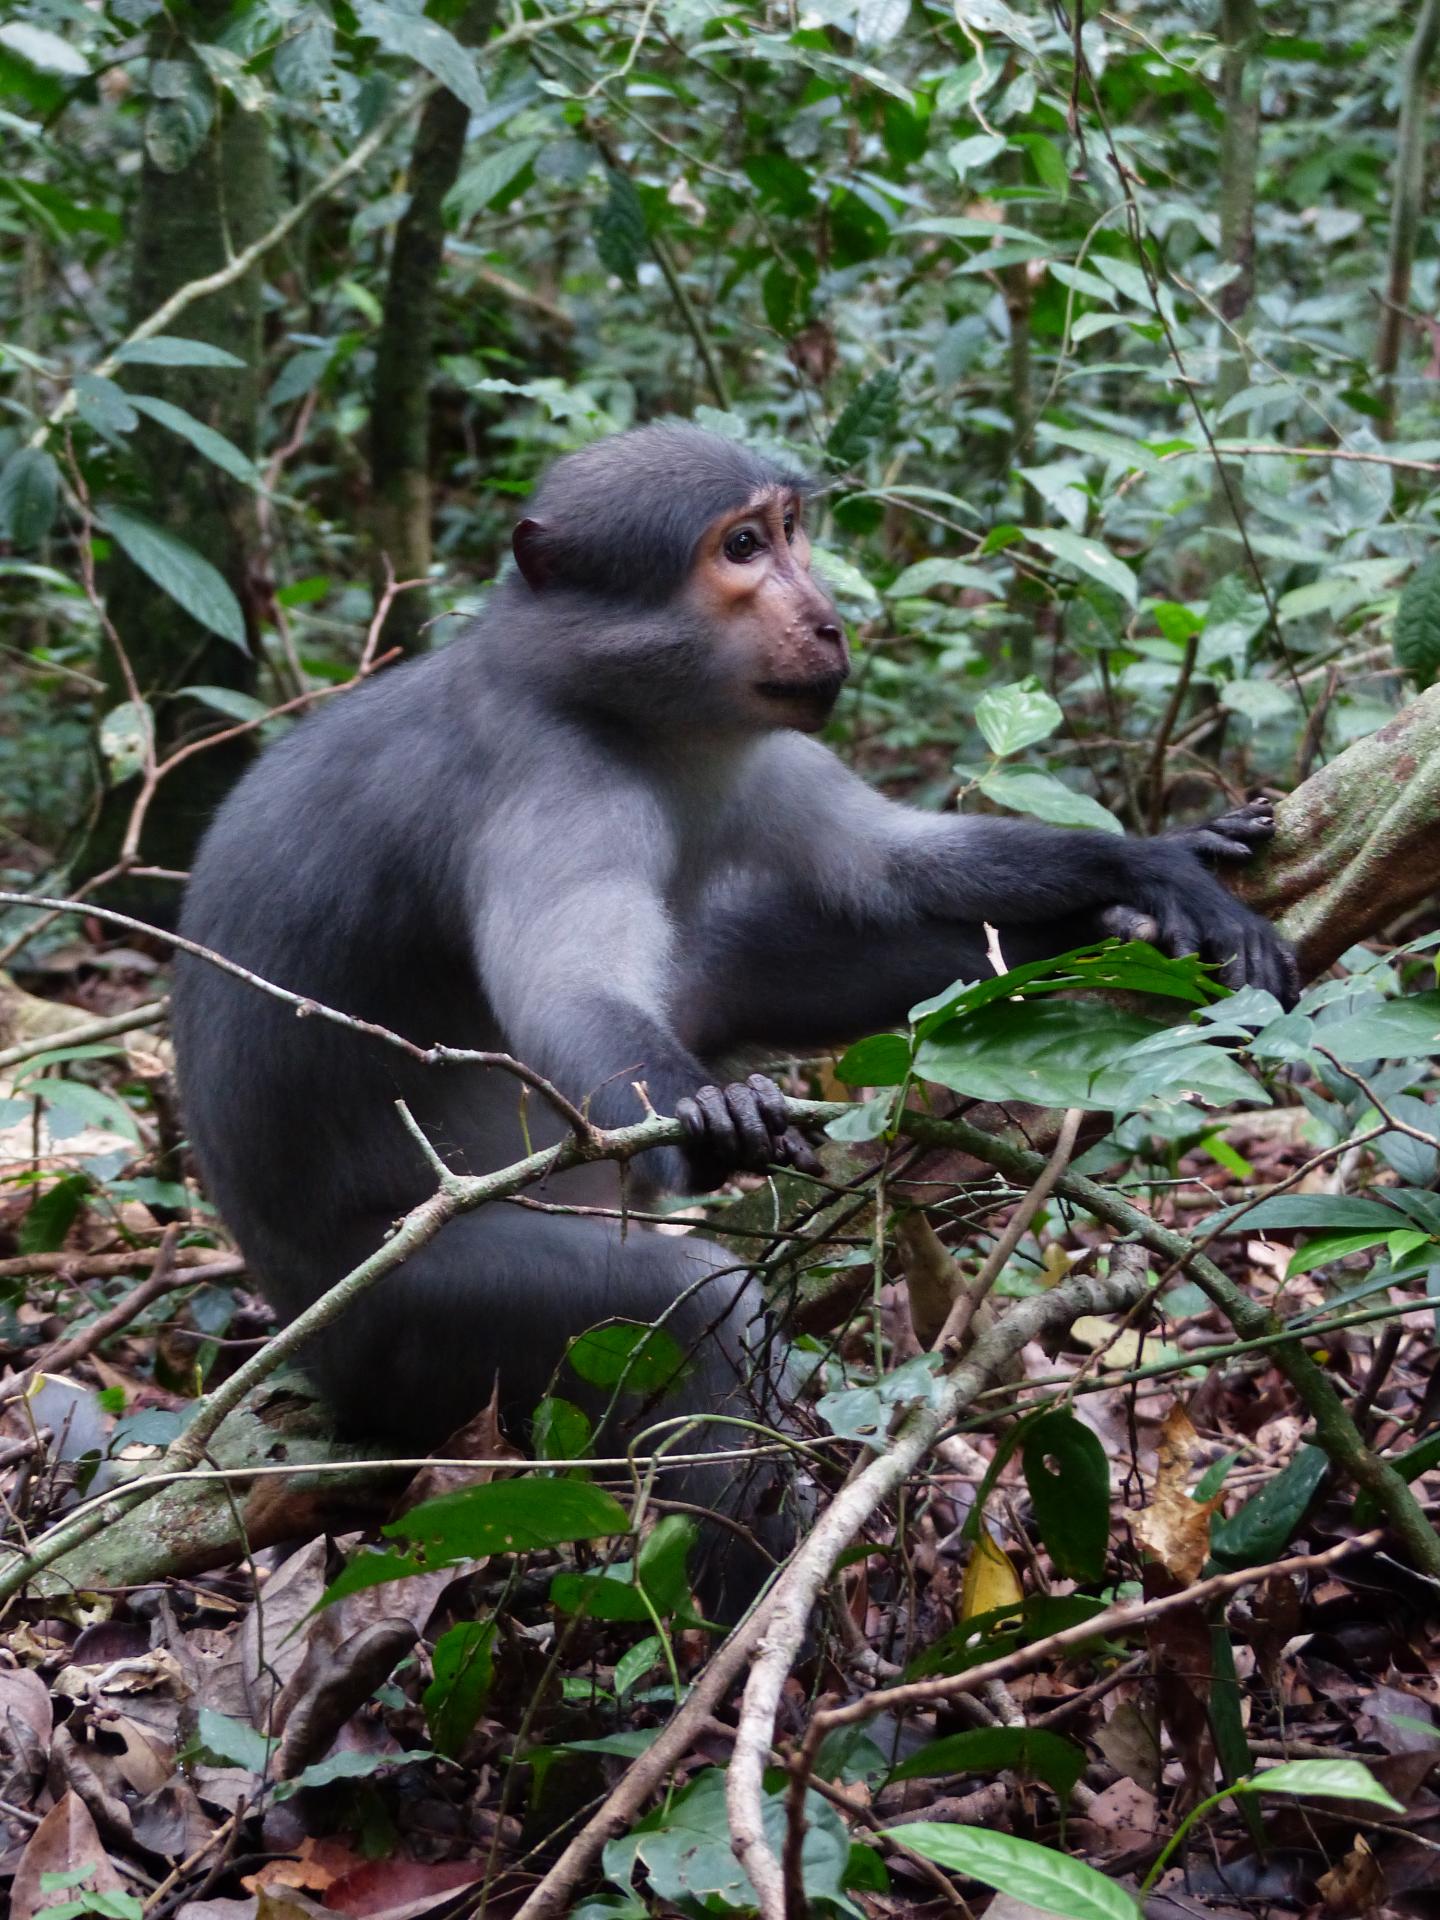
[754,673,847,709]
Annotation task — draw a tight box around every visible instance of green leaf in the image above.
[1022,1412,1110,1582]
[1027,528,1138,608]
[1213,1194,1403,1232]
[979,767,1124,834]
[144,58,214,173]
[74,373,138,437]
[889,556,1001,598]
[593,170,648,288]
[835,1032,911,1087]
[423,1618,496,1758]
[0,20,89,75]
[280,1746,433,1796]
[31,1081,140,1144]
[889,1726,1086,1799]
[1394,550,1440,686]
[566,1321,688,1394]
[99,700,154,783]
[113,336,247,370]
[178,685,271,725]
[1318,993,1440,1061]
[448,138,543,219]
[353,0,486,112]
[189,1707,273,1773]
[1240,1759,1404,1811]
[827,367,901,467]
[127,395,261,487]
[1036,425,1164,475]
[389,1476,631,1559]
[916,998,1165,1111]
[532,1395,592,1462]
[637,1514,698,1613]
[890,1825,1138,1920]
[318,1548,428,1608]
[550,1562,653,1622]
[974,683,1064,756]
[20,1174,88,1255]
[98,504,247,648]
[0,448,60,548]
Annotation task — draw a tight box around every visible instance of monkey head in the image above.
[509,424,849,735]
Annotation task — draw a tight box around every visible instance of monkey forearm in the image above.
[890,816,1161,924]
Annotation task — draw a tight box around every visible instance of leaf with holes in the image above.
[1022,1411,1110,1582]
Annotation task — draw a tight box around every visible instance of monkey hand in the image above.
[1102,799,1300,1009]
[675,1073,823,1188]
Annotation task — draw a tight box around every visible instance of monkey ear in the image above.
[512,518,550,591]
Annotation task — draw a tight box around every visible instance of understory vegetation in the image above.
[2,3,1440,1917]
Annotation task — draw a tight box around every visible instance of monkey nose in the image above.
[815,619,843,645]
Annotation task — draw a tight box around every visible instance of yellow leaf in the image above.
[961,1525,1023,1622]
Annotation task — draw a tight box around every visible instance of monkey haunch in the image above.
[172,425,1296,1594]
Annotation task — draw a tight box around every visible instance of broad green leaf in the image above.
[916,999,1165,1110]
[979,767,1124,834]
[423,1618,496,1758]
[390,1477,630,1560]
[1318,992,1440,1062]
[0,20,89,74]
[353,0,486,112]
[827,368,902,467]
[1026,528,1137,608]
[1240,1759,1404,1811]
[593,170,647,288]
[566,1321,688,1394]
[318,1547,428,1608]
[1036,425,1164,475]
[889,556,1000,598]
[1213,1194,1403,1233]
[1394,550,1440,687]
[835,1032,911,1087]
[20,1173,88,1254]
[280,1747,434,1796]
[448,138,543,219]
[1284,1228,1395,1277]
[1209,1446,1328,1570]
[113,336,247,369]
[144,57,214,173]
[189,1707,273,1773]
[179,685,271,725]
[127,395,262,487]
[74,372,138,436]
[551,1560,651,1621]
[99,505,247,648]
[0,448,60,547]
[1022,1412,1110,1581]
[889,1726,1086,1799]
[974,683,1063,756]
[604,1769,850,1912]
[890,1825,1138,1920]
[532,1395,592,1462]
[32,1080,140,1144]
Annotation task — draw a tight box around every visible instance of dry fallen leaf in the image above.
[1133,1403,1222,1583]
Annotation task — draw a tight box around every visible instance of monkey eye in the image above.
[724,526,765,563]
[782,510,796,543]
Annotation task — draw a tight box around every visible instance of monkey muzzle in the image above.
[754,668,849,728]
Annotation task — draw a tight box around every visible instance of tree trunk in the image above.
[88,3,273,900]
[369,0,499,653]
[1376,0,1440,432]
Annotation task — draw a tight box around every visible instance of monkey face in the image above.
[682,486,849,733]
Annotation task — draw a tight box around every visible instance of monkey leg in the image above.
[294,1208,803,1611]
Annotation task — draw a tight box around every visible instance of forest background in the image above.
[3,4,1440,1920]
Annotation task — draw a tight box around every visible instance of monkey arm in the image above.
[470,792,799,1185]
[739,739,1297,1006]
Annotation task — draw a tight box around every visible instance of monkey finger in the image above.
[1100,904,1161,945]
[691,1084,741,1163]
[777,1127,824,1176]
[723,1081,775,1167]
[746,1072,793,1144]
